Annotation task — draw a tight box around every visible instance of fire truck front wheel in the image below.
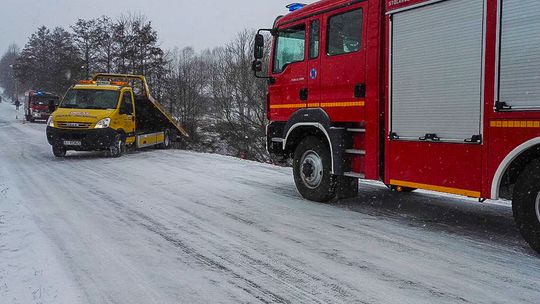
[513,158,540,253]
[293,136,336,202]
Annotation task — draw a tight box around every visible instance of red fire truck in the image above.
[253,0,540,253]
[25,90,60,122]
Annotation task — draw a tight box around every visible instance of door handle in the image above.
[300,88,309,101]
[354,83,366,98]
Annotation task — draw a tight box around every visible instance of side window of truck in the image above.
[273,24,306,73]
[309,20,320,59]
[121,91,133,115]
[327,9,363,56]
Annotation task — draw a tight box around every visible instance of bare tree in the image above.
[163,47,209,138]
[207,30,270,161]
[0,44,20,100]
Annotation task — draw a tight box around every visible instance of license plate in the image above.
[63,140,82,146]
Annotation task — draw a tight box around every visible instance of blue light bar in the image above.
[286,3,306,12]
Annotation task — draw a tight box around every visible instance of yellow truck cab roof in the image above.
[72,84,124,91]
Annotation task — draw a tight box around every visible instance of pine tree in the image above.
[71,18,101,78]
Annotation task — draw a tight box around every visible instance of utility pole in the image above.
[9,64,18,102]
[9,64,20,120]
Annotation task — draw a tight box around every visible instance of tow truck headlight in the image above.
[47,116,54,127]
[94,118,111,129]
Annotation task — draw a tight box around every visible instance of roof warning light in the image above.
[286,3,306,12]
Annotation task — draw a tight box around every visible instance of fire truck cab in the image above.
[25,91,60,122]
[254,0,540,253]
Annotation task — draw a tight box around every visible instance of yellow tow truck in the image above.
[46,74,188,157]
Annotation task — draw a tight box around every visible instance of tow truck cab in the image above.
[46,74,188,157]
[25,91,60,122]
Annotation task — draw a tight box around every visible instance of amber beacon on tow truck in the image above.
[253,0,540,253]
[47,74,188,157]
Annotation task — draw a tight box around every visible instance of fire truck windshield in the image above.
[32,96,59,106]
[60,89,120,110]
[273,25,306,73]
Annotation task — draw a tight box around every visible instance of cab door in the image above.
[268,21,308,121]
[119,90,136,144]
[319,3,367,122]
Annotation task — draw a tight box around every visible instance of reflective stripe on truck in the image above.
[137,132,165,148]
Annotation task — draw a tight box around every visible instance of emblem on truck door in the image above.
[310,68,318,80]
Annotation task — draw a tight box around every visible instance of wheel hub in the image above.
[300,150,323,189]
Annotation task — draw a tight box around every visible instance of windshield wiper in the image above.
[83,106,107,110]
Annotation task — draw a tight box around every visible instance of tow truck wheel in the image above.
[158,130,171,149]
[513,159,540,254]
[293,136,336,203]
[109,134,125,158]
[52,146,66,158]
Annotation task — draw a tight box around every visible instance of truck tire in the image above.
[293,136,336,202]
[108,134,125,158]
[513,158,540,253]
[52,146,66,158]
[158,130,171,149]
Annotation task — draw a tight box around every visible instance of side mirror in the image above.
[254,34,264,60]
[252,59,263,73]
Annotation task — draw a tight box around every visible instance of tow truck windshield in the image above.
[60,89,120,110]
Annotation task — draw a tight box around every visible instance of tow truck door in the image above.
[119,90,136,144]
[268,21,308,121]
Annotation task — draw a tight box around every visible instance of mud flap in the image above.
[335,175,359,200]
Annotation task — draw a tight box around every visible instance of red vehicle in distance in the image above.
[25,90,60,122]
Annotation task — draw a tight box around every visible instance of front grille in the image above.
[56,121,92,129]
[60,133,87,140]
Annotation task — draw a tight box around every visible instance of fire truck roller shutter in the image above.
[498,0,540,109]
[390,0,484,141]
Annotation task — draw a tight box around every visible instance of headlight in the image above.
[47,116,54,127]
[94,118,111,129]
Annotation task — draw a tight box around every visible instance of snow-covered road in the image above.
[0,101,539,304]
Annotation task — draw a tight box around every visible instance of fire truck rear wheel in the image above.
[52,146,66,158]
[513,158,540,254]
[293,136,336,202]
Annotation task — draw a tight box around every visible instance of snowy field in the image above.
[0,101,539,304]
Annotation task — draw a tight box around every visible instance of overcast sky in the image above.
[0,0,308,53]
